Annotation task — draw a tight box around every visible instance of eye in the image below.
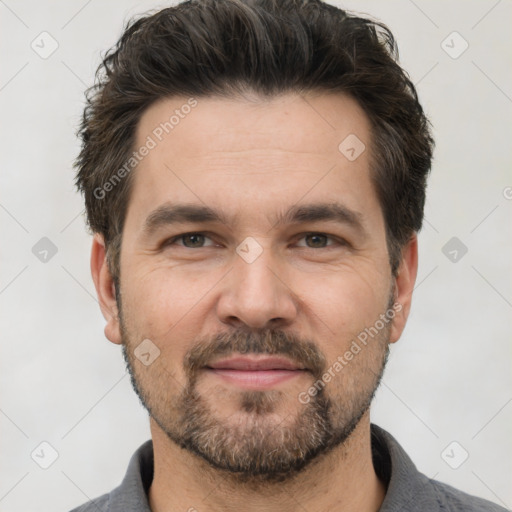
[166,233,216,248]
[296,233,341,248]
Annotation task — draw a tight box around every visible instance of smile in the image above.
[204,356,308,390]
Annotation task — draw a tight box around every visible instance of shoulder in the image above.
[429,478,509,512]
[67,439,153,512]
[370,425,508,512]
[68,492,110,512]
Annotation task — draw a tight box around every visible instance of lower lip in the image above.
[205,369,306,389]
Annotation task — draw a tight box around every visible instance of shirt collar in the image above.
[371,424,436,512]
[107,424,433,511]
[108,439,153,512]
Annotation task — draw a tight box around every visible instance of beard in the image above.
[119,295,392,485]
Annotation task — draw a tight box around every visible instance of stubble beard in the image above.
[120,300,391,484]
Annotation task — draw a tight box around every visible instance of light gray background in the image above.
[1,1,511,511]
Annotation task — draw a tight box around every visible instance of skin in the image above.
[91,91,418,512]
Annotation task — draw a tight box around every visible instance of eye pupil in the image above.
[306,234,327,248]
[183,234,205,247]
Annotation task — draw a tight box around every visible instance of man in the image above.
[70,0,506,511]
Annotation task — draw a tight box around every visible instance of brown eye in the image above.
[181,234,207,247]
[295,233,347,250]
[165,233,216,248]
[304,234,329,248]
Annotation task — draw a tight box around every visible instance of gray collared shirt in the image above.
[69,424,508,511]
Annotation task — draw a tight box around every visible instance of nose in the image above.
[216,247,299,330]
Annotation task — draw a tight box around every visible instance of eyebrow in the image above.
[142,201,366,236]
[274,203,364,232]
[142,203,229,235]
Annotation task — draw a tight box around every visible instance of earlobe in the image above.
[90,234,123,345]
[389,235,418,343]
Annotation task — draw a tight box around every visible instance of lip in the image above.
[207,356,306,371]
[204,356,308,390]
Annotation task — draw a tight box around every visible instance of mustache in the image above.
[184,328,327,381]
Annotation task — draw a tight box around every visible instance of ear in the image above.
[389,234,418,344]
[90,234,122,345]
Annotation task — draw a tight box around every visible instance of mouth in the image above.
[204,356,309,390]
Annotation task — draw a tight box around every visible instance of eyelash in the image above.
[163,232,348,249]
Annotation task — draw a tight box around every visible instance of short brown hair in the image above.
[75,0,434,282]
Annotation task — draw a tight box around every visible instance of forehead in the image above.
[126,91,380,231]
[136,91,371,162]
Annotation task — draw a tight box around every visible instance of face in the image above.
[93,91,416,483]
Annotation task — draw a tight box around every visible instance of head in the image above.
[78,0,433,483]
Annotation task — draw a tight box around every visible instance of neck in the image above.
[148,412,386,512]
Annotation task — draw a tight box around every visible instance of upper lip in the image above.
[206,356,306,371]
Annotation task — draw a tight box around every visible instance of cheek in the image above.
[120,262,223,342]
[294,265,390,338]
